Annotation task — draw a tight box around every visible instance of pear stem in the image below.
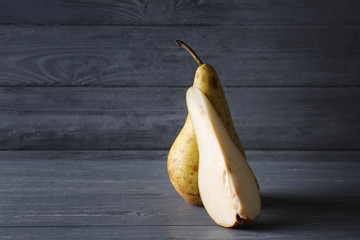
[175,40,203,66]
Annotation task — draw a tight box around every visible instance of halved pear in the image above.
[186,86,261,228]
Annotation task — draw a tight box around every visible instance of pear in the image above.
[186,86,261,227]
[167,41,245,205]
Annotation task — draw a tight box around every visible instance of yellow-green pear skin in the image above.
[167,115,201,205]
[168,41,246,205]
[193,64,246,156]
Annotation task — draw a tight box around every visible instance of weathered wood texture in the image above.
[0,0,359,25]
[1,87,359,150]
[1,226,359,240]
[0,26,359,87]
[0,150,359,239]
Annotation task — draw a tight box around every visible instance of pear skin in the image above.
[167,116,200,204]
[193,64,245,156]
[167,41,246,205]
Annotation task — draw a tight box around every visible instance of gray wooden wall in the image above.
[0,0,359,151]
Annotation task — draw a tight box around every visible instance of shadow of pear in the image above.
[235,191,360,231]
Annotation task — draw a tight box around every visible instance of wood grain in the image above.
[0,0,359,26]
[0,26,359,87]
[0,226,359,240]
[0,87,359,150]
[0,150,359,239]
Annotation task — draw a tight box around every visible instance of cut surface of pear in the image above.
[186,86,261,227]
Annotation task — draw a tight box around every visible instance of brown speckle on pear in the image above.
[211,77,218,88]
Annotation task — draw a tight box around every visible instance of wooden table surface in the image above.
[1,150,359,239]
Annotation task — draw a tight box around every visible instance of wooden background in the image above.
[0,0,359,239]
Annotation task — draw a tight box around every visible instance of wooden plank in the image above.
[0,225,359,240]
[0,26,359,87]
[0,0,359,26]
[0,87,359,150]
[0,150,359,239]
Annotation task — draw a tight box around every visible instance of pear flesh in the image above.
[186,86,261,227]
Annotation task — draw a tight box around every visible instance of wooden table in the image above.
[1,150,359,239]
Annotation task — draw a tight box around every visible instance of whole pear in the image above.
[167,41,246,205]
